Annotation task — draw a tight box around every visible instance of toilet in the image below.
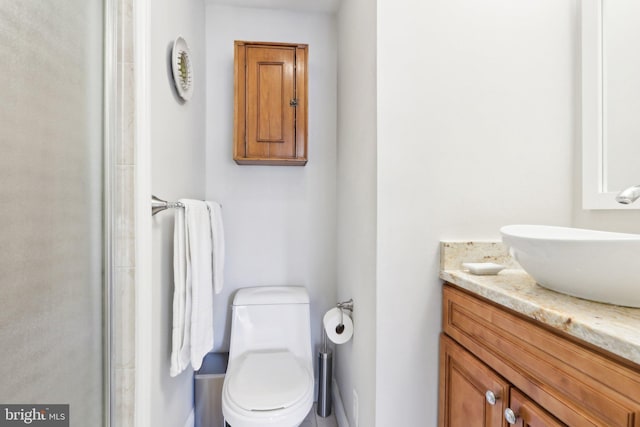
[222,286,314,427]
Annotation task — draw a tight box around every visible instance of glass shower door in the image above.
[0,1,106,425]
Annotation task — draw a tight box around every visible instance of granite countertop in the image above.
[440,241,640,366]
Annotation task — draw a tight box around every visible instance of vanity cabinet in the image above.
[439,284,640,427]
[440,336,564,427]
[233,41,308,166]
[439,335,509,426]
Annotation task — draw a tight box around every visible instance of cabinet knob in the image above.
[289,98,298,107]
[504,408,518,425]
[485,390,498,405]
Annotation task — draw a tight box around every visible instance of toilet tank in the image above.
[228,286,311,362]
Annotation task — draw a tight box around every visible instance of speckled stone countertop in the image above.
[440,241,640,366]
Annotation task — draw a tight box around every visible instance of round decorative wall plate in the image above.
[171,36,194,101]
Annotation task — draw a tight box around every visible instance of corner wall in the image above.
[204,5,338,361]
[376,0,577,424]
[335,0,377,425]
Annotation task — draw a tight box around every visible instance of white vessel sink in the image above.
[500,225,640,308]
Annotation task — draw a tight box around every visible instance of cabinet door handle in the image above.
[504,408,518,425]
[289,98,298,107]
[485,390,498,405]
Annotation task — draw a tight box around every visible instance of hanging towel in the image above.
[186,200,215,371]
[206,201,225,294]
[170,199,215,376]
[170,203,190,377]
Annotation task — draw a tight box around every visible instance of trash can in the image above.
[195,352,229,427]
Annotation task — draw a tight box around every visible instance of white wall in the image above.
[376,0,576,424]
[148,0,206,426]
[205,5,338,361]
[335,0,377,425]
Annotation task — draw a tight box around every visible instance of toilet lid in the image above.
[228,350,310,411]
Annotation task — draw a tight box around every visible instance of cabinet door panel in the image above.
[440,335,509,427]
[246,46,296,159]
[508,389,566,427]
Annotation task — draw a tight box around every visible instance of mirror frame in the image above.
[581,0,606,208]
[582,0,639,209]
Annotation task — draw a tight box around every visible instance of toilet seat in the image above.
[228,350,310,411]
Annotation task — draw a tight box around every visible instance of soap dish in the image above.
[462,262,505,276]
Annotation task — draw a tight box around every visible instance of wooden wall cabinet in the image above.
[233,41,308,166]
[439,284,640,427]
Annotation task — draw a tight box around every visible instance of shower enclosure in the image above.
[0,1,114,425]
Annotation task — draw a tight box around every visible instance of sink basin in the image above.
[500,224,640,308]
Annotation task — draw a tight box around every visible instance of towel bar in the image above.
[151,195,184,216]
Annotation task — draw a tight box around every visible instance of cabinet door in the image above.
[234,41,308,165]
[506,389,566,427]
[439,335,509,427]
[245,45,296,159]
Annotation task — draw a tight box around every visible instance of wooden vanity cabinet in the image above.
[439,284,640,427]
[233,41,308,166]
[440,336,565,427]
[439,335,509,427]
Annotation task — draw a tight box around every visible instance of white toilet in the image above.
[222,286,314,427]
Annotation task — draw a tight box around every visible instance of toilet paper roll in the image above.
[323,307,354,344]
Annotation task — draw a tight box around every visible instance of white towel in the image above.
[170,204,190,377]
[186,200,215,371]
[170,199,215,376]
[206,201,225,294]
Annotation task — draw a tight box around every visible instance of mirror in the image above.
[582,0,640,209]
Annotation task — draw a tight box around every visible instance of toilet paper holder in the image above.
[334,299,353,335]
[321,299,354,347]
[336,299,353,312]
[318,299,353,418]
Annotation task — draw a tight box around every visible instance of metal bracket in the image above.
[336,299,353,312]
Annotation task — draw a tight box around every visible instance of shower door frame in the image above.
[104,0,140,425]
[104,0,115,424]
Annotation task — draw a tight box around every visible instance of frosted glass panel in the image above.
[0,1,104,425]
